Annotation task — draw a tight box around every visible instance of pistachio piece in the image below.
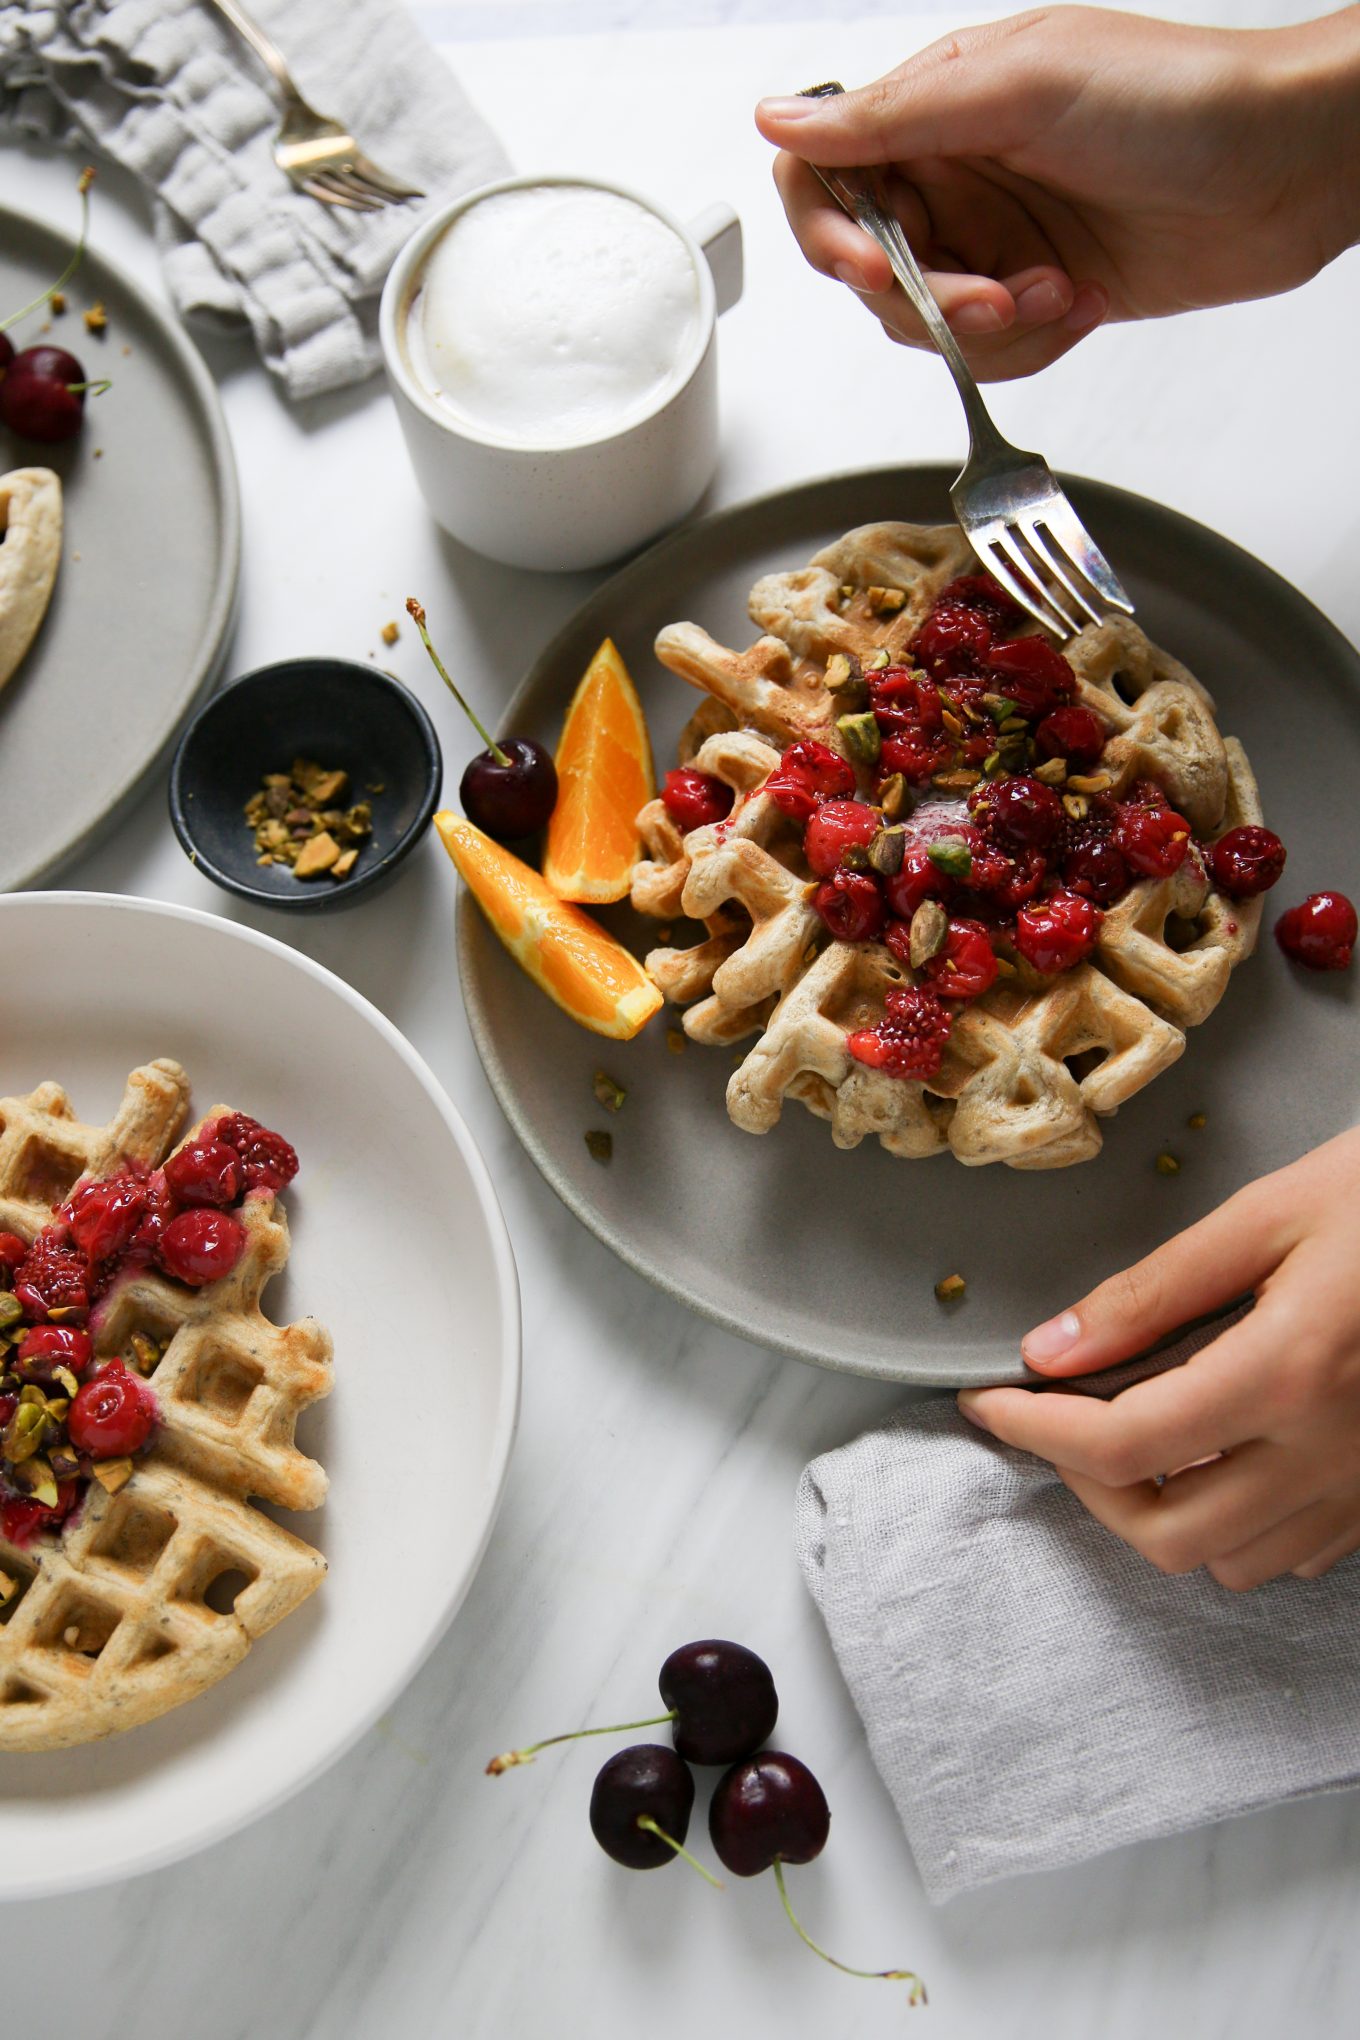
[129,1331,162,1376]
[940,708,965,740]
[0,1293,23,1332]
[48,1445,80,1482]
[934,1273,967,1303]
[665,1028,686,1055]
[52,1366,79,1400]
[1187,1112,1207,1131]
[584,1130,613,1164]
[866,585,906,614]
[91,1456,134,1495]
[998,716,1028,736]
[909,898,949,968]
[331,848,359,879]
[14,1453,57,1506]
[877,773,908,820]
[4,1397,51,1465]
[592,1071,626,1113]
[1062,793,1090,823]
[979,693,1018,721]
[865,647,892,672]
[380,620,400,646]
[983,750,1004,777]
[867,825,906,877]
[839,582,855,606]
[293,830,342,879]
[1155,1151,1180,1176]
[926,837,973,881]
[836,710,881,767]
[840,843,870,874]
[931,768,982,793]
[1066,772,1113,795]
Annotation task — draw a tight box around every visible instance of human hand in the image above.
[756,5,1360,381]
[957,1126,1360,1588]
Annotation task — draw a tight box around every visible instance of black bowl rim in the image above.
[168,655,444,911]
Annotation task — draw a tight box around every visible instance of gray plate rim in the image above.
[1,200,241,890]
[457,462,1359,1384]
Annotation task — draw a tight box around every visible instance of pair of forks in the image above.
[799,81,1133,642]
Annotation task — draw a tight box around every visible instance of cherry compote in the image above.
[662,767,733,834]
[1275,891,1357,971]
[847,985,952,1080]
[813,868,885,944]
[1209,826,1286,899]
[1015,891,1103,973]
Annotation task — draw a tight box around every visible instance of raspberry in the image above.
[1209,826,1286,899]
[14,1236,89,1321]
[661,768,734,834]
[847,985,953,1081]
[157,1208,247,1286]
[879,728,951,785]
[67,1361,156,1460]
[214,1115,298,1195]
[803,799,881,877]
[1275,892,1356,971]
[812,868,886,944]
[1015,891,1104,973]
[922,919,999,1000]
[164,1138,244,1209]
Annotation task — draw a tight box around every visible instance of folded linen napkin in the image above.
[0,0,509,399]
[796,1308,1360,1903]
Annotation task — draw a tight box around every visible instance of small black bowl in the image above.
[169,657,443,912]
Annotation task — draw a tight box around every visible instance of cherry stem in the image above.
[1,167,95,335]
[772,1859,927,2004]
[485,1709,677,1775]
[68,380,112,399]
[636,1817,724,1889]
[406,598,510,767]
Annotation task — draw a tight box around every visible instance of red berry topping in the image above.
[878,728,951,785]
[63,1168,149,1263]
[867,667,943,733]
[1275,891,1357,972]
[936,573,1024,621]
[661,767,734,834]
[0,1232,27,1276]
[67,1361,156,1460]
[1015,891,1104,973]
[213,1114,299,1195]
[1035,705,1106,771]
[1209,826,1286,899]
[157,1208,247,1286]
[1114,800,1191,878]
[812,868,886,944]
[1063,835,1130,906]
[922,919,999,1000]
[980,847,1049,912]
[847,985,953,1081]
[0,1485,79,1547]
[912,601,993,677]
[164,1138,244,1209]
[885,845,949,920]
[0,1392,15,1432]
[14,1237,89,1321]
[973,774,1066,851]
[984,635,1075,717]
[764,740,855,821]
[14,1322,92,1384]
[803,799,881,877]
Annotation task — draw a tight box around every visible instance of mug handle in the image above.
[687,202,743,317]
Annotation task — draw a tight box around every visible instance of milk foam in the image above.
[403,185,704,449]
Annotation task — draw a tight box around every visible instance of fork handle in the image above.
[204,0,300,101]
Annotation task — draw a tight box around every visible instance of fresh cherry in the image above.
[164,1138,243,1209]
[156,1208,246,1287]
[66,1360,155,1460]
[813,868,885,945]
[1015,890,1104,973]
[14,1322,92,1385]
[1035,704,1106,771]
[588,1745,717,1881]
[0,332,11,375]
[63,1170,148,1263]
[922,918,999,1000]
[1275,891,1357,971]
[973,774,1065,851]
[709,1751,828,1877]
[847,984,952,1081]
[803,800,881,877]
[214,1113,299,1194]
[408,598,558,840]
[1114,800,1191,879]
[658,1639,779,1766]
[0,345,90,444]
[661,767,733,834]
[1209,825,1286,899]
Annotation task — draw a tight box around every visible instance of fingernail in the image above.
[1063,283,1107,332]
[957,1392,992,1432]
[834,259,871,293]
[757,95,817,121]
[951,301,1005,335]
[1013,279,1066,325]
[1022,1310,1082,1363]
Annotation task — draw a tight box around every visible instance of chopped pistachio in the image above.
[129,1331,162,1376]
[52,1366,80,1400]
[83,299,107,333]
[926,837,973,881]
[584,1129,613,1164]
[931,768,981,792]
[1067,772,1113,795]
[293,830,342,879]
[331,848,359,879]
[909,899,949,968]
[940,708,965,740]
[865,648,892,672]
[0,1294,22,1333]
[992,955,1018,978]
[839,583,855,606]
[836,710,881,767]
[592,1071,626,1113]
[49,290,66,315]
[48,1446,80,1482]
[90,1457,133,1495]
[1062,793,1089,822]
[983,750,1004,777]
[1155,1151,1181,1176]
[1187,1112,1207,1131]
[665,1028,686,1055]
[14,1454,57,1506]
[380,620,400,646]
[866,585,906,614]
[1034,758,1068,786]
[980,693,1018,721]
[935,1274,967,1303]
[878,773,908,820]
[0,1569,17,1607]
[867,825,906,877]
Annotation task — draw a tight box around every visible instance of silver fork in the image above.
[207,0,424,213]
[799,81,1132,640]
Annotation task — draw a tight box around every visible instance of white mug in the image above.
[378,174,743,573]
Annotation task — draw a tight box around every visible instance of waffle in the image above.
[0,1060,331,1752]
[632,522,1263,1169]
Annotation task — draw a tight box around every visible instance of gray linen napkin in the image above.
[0,0,509,398]
[796,1308,1360,1903]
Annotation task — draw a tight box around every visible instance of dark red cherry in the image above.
[156,1208,246,1286]
[984,634,1075,716]
[974,774,1065,851]
[709,1752,830,1878]
[461,737,557,842]
[13,1322,92,1385]
[589,1744,696,1870]
[813,868,885,944]
[803,800,880,877]
[1275,891,1356,971]
[1209,826,1286,899]
[1015,890,1103,973]
[64,1170,149,1262]
[1035,705,1106,770]
[658,1640,778,1766]
[67,1360,156,1459]
[661,767,733,834]
[0,345,89,443]
[1115,800,1191,878]
[1063,835,1129,905]
[0,332,13,375]
[921,918,998,1000]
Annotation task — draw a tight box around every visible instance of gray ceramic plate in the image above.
[0,202,239,889]
[458,466,1360,1385]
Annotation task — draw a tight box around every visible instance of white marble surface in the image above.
[5,5,1360,2036]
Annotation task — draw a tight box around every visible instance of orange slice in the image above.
[542,637,654,904]
[437,812,662,1040]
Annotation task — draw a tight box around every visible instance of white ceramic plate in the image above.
[0,894,520,1900]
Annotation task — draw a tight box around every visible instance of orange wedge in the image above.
[542,637,654,904]
[437,812,662,1040]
